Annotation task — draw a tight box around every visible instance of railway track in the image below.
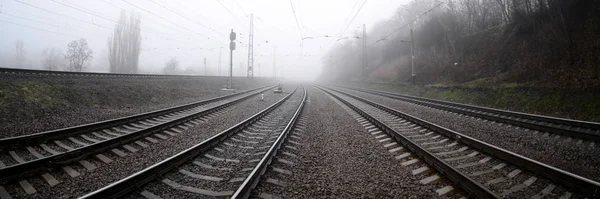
[320,86,600,198]
[0,67,213,78]
[339,85,600,142]
[79,86,306,199]
[0,85,274,197]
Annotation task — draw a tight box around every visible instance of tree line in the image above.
[7,39,93,72]
[1,11,174,74]
[324,0,598,86]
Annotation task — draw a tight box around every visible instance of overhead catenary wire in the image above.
[12,0,199,44]
[169,1,221,32]
[145,0,226,37]
[319,0,366,53]
[373,2,444,44]
[287,0,305,57]
[337,0,360,36]
[120,0,225,45]
[0,10,107,38]
[52,0,177,38]
[338,0,368,38]
[97,0,200,42]
[233,0,247,16]
[215,0,245,27]
[287,0,303,40]
[13,0,112,30]
[51,0,117,23]
[1,11,65,29]
[0,19,81,38]
[119,0,197,34]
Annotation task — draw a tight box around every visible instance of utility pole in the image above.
[247,13,254,78]
[398,24,417,85]
[273,46,276,78]
[410,23,415,85]
[362,24,367,80]
[218,47,222,76]
[204,57,207,75]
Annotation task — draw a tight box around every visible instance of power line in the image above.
[338,0,360,36]
[215,0,245,27]
[0,10,106,37]
[98,0,120,9]
[1,11,63,29]
[288,0,303,40]
[120,0,195,34]
[21,0,223,45]
[233,0,247,16]
[0,19,81,38]
[13,0,112,30]
[145,0,226,37]
[97,0,198,42]
[14,0,191,43]
[339,0,368,38]
[170,1,214,24]
[374,2,444,44]
[54,0,176,38]
[121,0,225,45]
[51,0,117,23]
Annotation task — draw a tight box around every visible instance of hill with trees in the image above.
[323,0,599,88]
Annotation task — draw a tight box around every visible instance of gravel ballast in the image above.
[340,87,600,182]
[138,86,304,198]
[251,86,445,198]
[2,85,292,198]
[0,74,276,138]
[330,89,576,198]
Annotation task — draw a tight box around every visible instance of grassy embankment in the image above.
[352,81,600,123]
[0,81,68,118]
[0,77,272,128]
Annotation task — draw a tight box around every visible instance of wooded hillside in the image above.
[322,0,599,88]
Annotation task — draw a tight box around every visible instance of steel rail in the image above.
[325,86,600,197]
[339,85,600,142]
[231,87,307,199]
[0,85,273,147]
[319,86,499,198]
[0,86,273,184]
[79,86,303,199]
[0,67,217,78]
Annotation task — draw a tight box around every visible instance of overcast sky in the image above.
[0,0,409,80]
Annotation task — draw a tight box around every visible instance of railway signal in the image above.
[228,29,236,89]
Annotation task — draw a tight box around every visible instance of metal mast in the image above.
[273,46,276,78]
[410,23,415,85]
[247,13,254,78]
[362,24,367,80]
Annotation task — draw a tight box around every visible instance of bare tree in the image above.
[108,11,142,73]
[42,48,64,71]
[14,40,25,68]
[66,39,93,72]
[163,57,179,74]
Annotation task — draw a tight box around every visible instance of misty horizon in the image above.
[0,0,406,81]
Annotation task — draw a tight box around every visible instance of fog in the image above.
[0,0,407,81]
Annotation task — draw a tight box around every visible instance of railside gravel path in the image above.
[252,87,446,198]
